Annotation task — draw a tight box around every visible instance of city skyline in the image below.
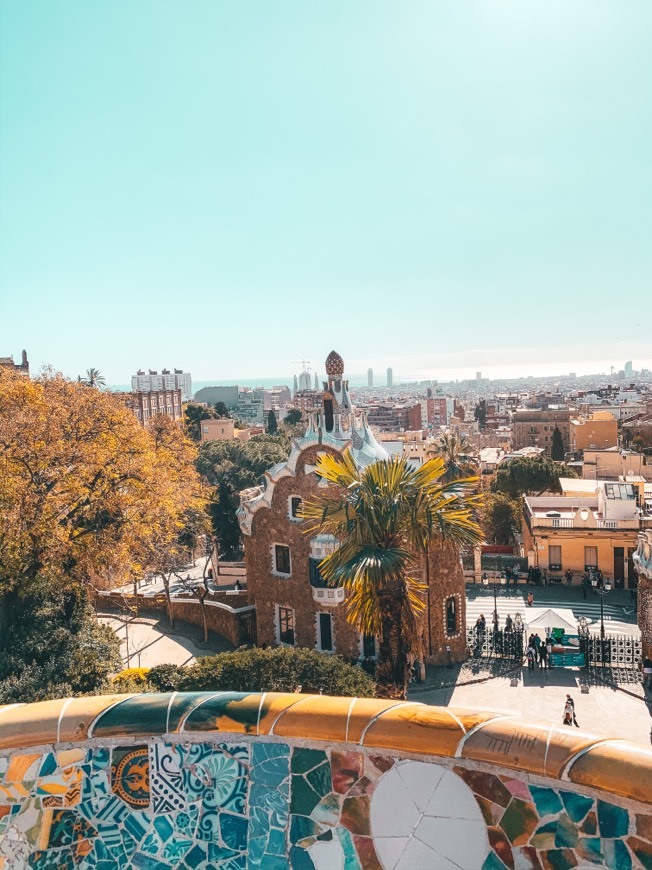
[2,2,651,384]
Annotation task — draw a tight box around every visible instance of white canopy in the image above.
[525,607,578,635]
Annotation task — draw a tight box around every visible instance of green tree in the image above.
[284,408,302,426]
[81,367,106,388]
[266,409,278,434]
[429,431,478,482]
[493,456,576,498]
[551,426,566,461]
[303,453,482,700]
[481,493,522,545]
[196,435,291,557]
[214,401,231,418]
[0,582,121,703]
[474,400,487,429]
[184,402,218,441]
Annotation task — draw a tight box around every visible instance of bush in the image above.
[177,646,375,697]
[148,663,187,692]
[111,667,151,693]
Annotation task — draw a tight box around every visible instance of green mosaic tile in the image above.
[559,791,593,824]
[483,852,509,870]
[220,813,248,851]
[305,762,331,800]
[598,801,629,839]
[338,827,362,870]
[182,692,260,733]
[291,749,328,776]
[529,786,563,818]
[603,839,632,870]
[290,775,322,816]
[341,795,371,836]
[500,799,539,846]
[576,836,603,864]
[312,793,341,826]
[92,694,173,738]
[554,814,578,850]
[530,820,557,851]
[289,845,316,869]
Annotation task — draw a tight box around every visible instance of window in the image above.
[445,597,457,636]
[585,546,598,570]
[549,545,562,571]
[277,607,295,646]
[317,612,333,652]
[289,496,303,520]
[362,634,377,658]
[274,545,291,576]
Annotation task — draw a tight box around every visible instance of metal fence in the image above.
[466,627,524,660]
[578,630,642,669]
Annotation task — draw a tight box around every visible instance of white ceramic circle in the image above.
[370,760,489,870]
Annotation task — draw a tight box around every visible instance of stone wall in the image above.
[1,692,651,868]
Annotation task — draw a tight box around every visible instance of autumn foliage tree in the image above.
[0,371,206,640]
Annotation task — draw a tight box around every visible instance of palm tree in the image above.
[430,431,478,482]
[302,452,482,699]
[81,368,106,389]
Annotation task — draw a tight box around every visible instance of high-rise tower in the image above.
[386,367,393,387]
[367,368,373,387]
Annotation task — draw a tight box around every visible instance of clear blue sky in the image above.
[1,1,650,384]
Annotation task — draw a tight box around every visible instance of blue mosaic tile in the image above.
[482,851,507,870]
[603,838,633,870]
[529,786,563,818]
[559,790,594,823]
[220,813,248,852]
[289,845,316,869]
[598,801,630,839]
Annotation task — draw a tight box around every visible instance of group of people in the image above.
[526,633,552,671]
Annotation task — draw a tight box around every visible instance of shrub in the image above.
[148,663,187,692]
[111,667,151,693]
[178,646,375,697]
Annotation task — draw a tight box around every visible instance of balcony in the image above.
[311,586,346,606]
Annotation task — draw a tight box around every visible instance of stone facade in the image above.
[239,350,470,667]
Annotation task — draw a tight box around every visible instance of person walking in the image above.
[533,633,541,662]
[563,694,579,727]
[545,636,554,668]
[542,568,548,587]
[527,591,534,607]
[565,568,574,586]
[504,614,513,633]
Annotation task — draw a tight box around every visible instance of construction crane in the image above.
[290,359,312,371]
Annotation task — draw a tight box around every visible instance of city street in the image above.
[466,582,640,637]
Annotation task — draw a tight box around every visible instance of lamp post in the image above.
[591,575,612,666]
[482,572,499,624]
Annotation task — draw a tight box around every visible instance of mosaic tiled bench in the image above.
[1,692,651,868]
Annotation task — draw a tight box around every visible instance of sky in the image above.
[1,1,650,386]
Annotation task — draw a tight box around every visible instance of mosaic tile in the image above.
[182,692,262,735]
[150,743,186,815]
[291,750,328,777]
[512,845,544,870]
[456,768,513,807]
[529,787,563,819]
[483,851,509,870]
[580,811,597,836]
[559,791,593,824]
[331,751,363,796]
[92,696,173,739]
[576,836,603,864]
[341,796,370,837]
[539,848,578,869]
[637,813,652,844]
[626,836,652,869]
[500,799,539,846]
[553,814,578,850]
[603,838,632,870]
[597,800,629,839]
[530,821,558,851]
[111,747,150,810]
[503,779,531,803]
[488,824,514,868]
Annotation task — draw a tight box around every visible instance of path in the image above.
[411,664,652,747]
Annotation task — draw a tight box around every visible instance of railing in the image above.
[465,627,524,660]
[579,629,642,669]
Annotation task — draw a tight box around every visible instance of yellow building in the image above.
[523,482,645,588]
[569,410,618,453]
[200,418,250,443]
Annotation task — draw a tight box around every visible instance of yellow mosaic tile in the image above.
[269,695,363,742]
[361,703,474,757]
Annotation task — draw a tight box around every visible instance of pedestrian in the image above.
[563,694,579,727]
[492,611,500,634]
[476,614,486,636]
[527,644,536,672]
[234,579,242,591]
[582,574,590,600]
[542,568,548,587]
[539,639,548,669]
[533,633,541,661]
[565,569,574,586]
[527,591,534,607]
[545,636,554,667]
[482,571,488,585]
[512,566,520,586]
[504,614,513,633]
[643,657,652,691]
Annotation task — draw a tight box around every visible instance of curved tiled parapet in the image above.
[1,692,651,807]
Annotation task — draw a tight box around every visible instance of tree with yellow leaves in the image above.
[0,370,206,639]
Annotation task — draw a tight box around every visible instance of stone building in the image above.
[512,408,572,456]
[238,350,469,666]
[634,530,652,659]
[0,349,29,376]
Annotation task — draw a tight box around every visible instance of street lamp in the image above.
[482,572,499,624]
[591,575,612,667]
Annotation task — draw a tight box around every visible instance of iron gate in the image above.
[466,628,524,660]
[578,630,642,669]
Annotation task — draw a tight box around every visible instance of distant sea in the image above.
[109,375,372,393]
